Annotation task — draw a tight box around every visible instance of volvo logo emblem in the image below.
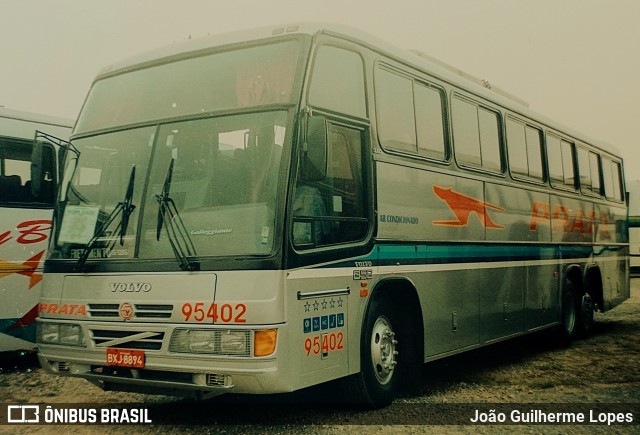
[119,303,134,320]
[109,282,152,292]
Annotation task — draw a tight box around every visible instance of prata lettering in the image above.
[40,303,86,316]
[529,202,612,238]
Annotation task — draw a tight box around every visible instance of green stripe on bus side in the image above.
[628,216,640,227]
[329,243,622,268]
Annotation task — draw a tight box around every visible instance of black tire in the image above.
[558,277,579,345]
[576,292,594,337]
[343,294,400,408]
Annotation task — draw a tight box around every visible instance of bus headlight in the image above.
[170,328,251,356]
[37,322,86,347]
[219,330,247,354]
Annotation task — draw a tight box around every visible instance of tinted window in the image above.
[77,41,302,133]
[525,126,544,179]
[547,133,575,189]
[561,140,575,186]
[293,123,368,247]
[452,96,481,166]
[375,69,416,152]
[603,157,623,201]
[309,46,366,118]
[453,96,501,172]
[547,134,563,184]
[478,108,501,171]
[589,152,601,194]
[0,137,56,205]
[577,147,591,190]
[577,147,592,192]
[506,118,528,175]
[375,68,447,160]
[415,83,446,159]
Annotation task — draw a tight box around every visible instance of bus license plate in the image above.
[106,348,145,368]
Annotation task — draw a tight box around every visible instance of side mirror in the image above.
[301,116,328,181]
[30,141,57,201]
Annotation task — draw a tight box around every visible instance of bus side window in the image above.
[452,95,502,172]
[603,157,623,201]
[547,133,576,190]
[293,123,367,248]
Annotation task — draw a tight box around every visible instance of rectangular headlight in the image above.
[37,322,86,347]
[220,330,249,355]
[189,330,216,353]
[170,328,250,356]
[60,324,84,346]
[38,323,60,345]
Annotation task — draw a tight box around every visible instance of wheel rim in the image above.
[370,315,398,385]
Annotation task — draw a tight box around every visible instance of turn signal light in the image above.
[254,329,277,356]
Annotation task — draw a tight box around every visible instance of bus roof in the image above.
[0,107,74,141]
[94,22,621,158]
[0,107,74,129]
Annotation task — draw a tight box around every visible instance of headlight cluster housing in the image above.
[37,322,86,347]
[169,328,276,357]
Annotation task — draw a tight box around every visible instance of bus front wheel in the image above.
[345,294,400,407]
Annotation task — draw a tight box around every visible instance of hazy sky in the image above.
[2,0,639,180]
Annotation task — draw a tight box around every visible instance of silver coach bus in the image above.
[37,24,628,407]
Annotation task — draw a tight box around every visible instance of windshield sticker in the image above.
[58,205,100,244]
[69,247,129,259]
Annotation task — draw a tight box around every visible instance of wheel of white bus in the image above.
[347,294,400,407]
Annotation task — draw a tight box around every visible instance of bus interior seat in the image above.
[0,175,23,202]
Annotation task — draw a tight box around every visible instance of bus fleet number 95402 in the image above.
[181,302,247,323]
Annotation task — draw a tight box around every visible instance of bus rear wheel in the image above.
[559,277,578,344]
[577,292,594,336]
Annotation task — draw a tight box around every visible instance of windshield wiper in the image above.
[75,165,137,272]
[155,159,200,271]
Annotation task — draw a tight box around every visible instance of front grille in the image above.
[134,304,173,319]
[90,329,165,350]
[88,304,173,319]
[88,304,119,317]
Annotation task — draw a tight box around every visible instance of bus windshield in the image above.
[53,39,304,264]
[55,110,288,262]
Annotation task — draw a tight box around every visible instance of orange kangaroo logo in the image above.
[432,185,505,229]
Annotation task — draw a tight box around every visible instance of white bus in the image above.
[37,24,629,406]
[627,180,640,271]
[0,107,73,352]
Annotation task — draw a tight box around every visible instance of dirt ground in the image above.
[1,279,639,434]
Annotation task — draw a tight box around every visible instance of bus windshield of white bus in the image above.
[54,40,303,265]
